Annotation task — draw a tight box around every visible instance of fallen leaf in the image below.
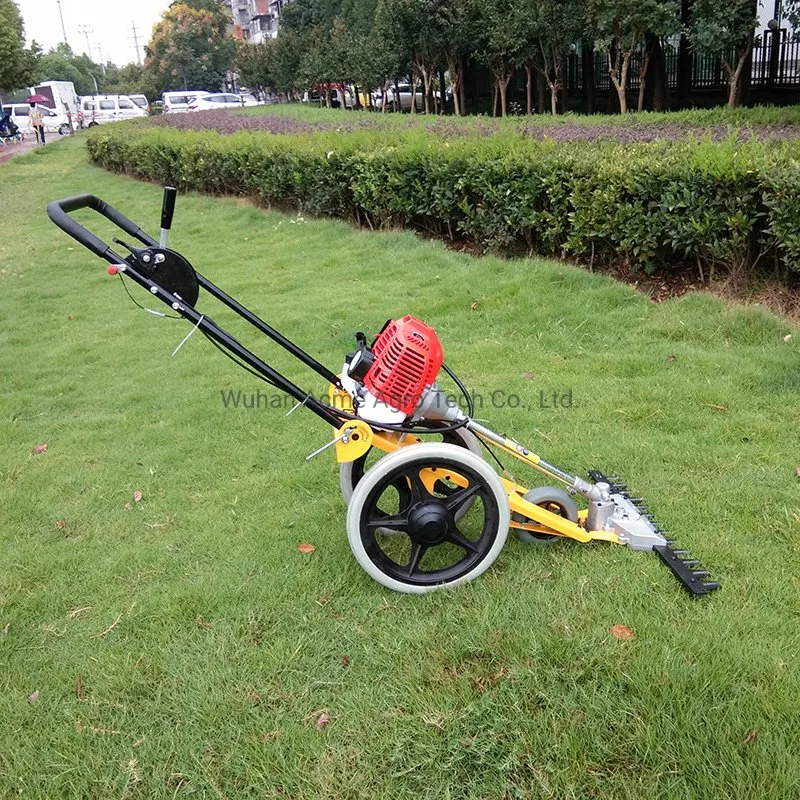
[32,443,48,455]
[297,543,316,554]
[28,689,40,704]
[2,622,10,635]
[75,675,85,700]
[133,490,143,503]
[609,624,635,641]
[56,519,66,529]
[666,354,677,362]
[315,712,331,730]
[341,655,350,667]
[521,371,535,380]
[742,730,758,745]
[784,334,792,343]
[470,300,479,312]
[67,314,74,321]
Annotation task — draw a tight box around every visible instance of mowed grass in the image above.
[1,135,799,799]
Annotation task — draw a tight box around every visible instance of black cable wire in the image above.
[313,361,473,434]
[478,434,510,476]
[117,273,183,319]
[119,269,475,436]
[201,331,282,390]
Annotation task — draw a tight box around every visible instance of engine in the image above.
[343,315,453,425]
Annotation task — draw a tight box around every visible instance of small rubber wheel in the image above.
[512,486,578,544]
[346,443,510,593]
[58,124,70,136]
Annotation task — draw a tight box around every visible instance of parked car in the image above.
[2,103,71,135]
[162,91,203,114]
[128,94,150,114]
[375,84,424,112]
[301,85,354,109]
[186,93,246,111]
[238,93,260,107]
[79,95,148,126]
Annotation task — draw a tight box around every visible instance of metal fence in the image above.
[566,29,800,93]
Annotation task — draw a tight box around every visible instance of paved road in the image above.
[0,137,41,165]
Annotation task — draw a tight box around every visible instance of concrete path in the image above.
[0,137,41,165]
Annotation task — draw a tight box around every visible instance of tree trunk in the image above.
[637,50,651,112]
[676,0,692,108]
[447,54,464,116]
[724,31,754,108]
[649,35,666,111]
[410,77,421,115]
[607,46,631,114]
[494,67,511,117]
[525,60,534,115]
[420,66,433,114]
[550,83,558,115]
[491,82,497,116]
[536,69,546,114]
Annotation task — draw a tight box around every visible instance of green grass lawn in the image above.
[1,135,799,799]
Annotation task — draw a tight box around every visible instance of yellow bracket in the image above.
[335,421,373,462]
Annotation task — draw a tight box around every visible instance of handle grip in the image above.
[160,186,177,230]
[46,194,157,263]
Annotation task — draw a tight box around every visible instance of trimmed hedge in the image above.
[86,123,800,276]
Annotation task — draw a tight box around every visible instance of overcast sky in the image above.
[16,0,172,66]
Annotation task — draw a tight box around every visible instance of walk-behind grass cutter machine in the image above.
[48,188,720,596]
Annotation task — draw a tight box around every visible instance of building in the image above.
[221,0,288,43]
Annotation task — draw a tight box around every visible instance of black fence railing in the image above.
[566,30,800,93]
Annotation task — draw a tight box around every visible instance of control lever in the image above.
[159,186,177,249]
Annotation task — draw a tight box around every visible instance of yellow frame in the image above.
[328,388,621,547]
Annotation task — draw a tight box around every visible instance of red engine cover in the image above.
[364,315,444,415]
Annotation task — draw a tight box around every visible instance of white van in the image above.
[79,95,148,126]
[162,91,203,114]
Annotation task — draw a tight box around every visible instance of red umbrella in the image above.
[25,94,50,104]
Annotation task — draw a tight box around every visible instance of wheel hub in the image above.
[408,502,452,544]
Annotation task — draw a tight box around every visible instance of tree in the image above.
[519,0,584,114]
[270,31,303,98]
[375,0,442,114]
[438,0,480,116]
[586,0,679,113]
[474,0,523,117]
[689,0,758,107]
[145,0,236,93]
[0,0,32,98]
[236,41,273,98]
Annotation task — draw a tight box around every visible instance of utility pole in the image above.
[56,0,69,47]
[130,21,143,65]
[95,44,106,74]
[78,24,93,60]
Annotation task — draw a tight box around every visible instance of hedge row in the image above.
[86,123,800,276]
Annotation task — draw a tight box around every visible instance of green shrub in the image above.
[86,123,800,277]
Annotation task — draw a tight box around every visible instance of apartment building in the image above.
[222,0,288,43]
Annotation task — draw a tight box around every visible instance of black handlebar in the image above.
[160,186,177,231]
[46,194,158,263]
